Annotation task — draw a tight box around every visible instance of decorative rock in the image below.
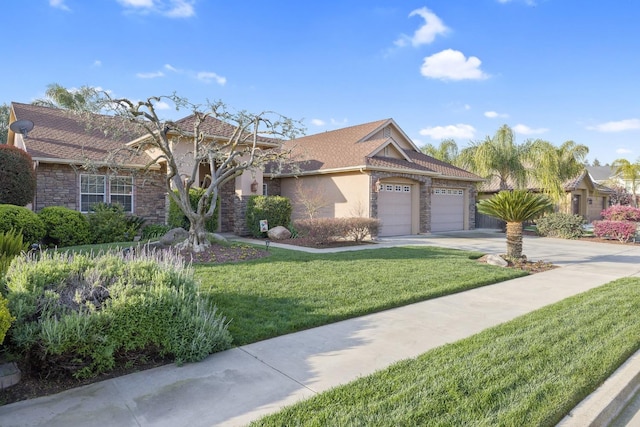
[207,233,228,243]
[486,254,509,267]
[160,228,188,246]
[267,226,292,240]
[0,362,21,389]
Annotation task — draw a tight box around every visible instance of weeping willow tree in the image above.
[477,190,553,259]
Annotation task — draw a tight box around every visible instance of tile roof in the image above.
[478,169,612,193]
[276,118,481,181]
[11,102,151,166]
[171,114,279,145]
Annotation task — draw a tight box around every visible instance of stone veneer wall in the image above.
[369,172,477,233]
[219,179,236,233]
[34,163,167,224]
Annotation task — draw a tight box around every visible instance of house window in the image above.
[403,185,411,193]
[385,184,394,192]
[263,183,268,195]
[80,174,133,213]
[110,177,133,212]
[395,185,403,192]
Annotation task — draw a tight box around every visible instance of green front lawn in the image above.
[252,277,640,426]
[195,246,526,345]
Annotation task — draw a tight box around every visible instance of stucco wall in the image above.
[281,173,370,220]
[34,162,167,224]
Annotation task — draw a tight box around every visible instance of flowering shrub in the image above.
[593,220,638,243]
[600,205,640,222]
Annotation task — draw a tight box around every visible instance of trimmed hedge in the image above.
[0,145,36,207]
[4,249,232,379]
[535,213,585,239]
[39,206,91,247]
[168,188,218,232]
[0,204,45,245]
[246,196,292,238]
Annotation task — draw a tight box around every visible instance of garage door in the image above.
[431,188,464,232]
[378,183,412,236]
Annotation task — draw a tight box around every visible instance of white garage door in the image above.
[378,183,412,236]
[431,188,464,232]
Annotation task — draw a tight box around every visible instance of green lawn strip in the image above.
[195,246,526,345]
[251,278,640,427]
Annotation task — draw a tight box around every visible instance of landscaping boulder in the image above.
[486,254,508,267]
[160,228,188,246]
[267,226,291,240]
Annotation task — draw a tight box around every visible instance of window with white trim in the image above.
[385,184,394,192]
[403,185,411,193]
[395,185,403,192]
[80,174,133,213]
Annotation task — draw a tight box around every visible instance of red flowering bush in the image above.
[600,205,640,222]
[593,220,638,243]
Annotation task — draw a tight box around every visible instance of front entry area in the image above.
[378,183,412,236]
[431,188,465,232]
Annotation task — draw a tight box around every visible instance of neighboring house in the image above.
[6,102,269,234]
[477,170,612,227]
[266,119,483,237]
[587,165,639,196]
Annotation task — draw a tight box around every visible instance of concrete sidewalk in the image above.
[2,232,640,426]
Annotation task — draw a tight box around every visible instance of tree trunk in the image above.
[505,221,523,259]
[186,215,210,252]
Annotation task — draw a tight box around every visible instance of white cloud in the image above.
[310,119,325,126]
[50,0,71,11]
[419,124,476,140]
[197,72,227,85]
[395,7,449,47]
[164,64,180,72]
[92,60,102,67]
[484,111,509,119]
[497,0,537,5]
[136,71,164,79]
[587,119,640,132]
[116,0,195,18]
[420,49,489,81]
[616,148,632,154]
[155,101,171,110]
[330,118,349,126]
[513,124,548,135]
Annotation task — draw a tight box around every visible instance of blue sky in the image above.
[4,0,640,165]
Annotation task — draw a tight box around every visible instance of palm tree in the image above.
[458,125,529,190]
[528,139,589,203]
[611,158,640,207]
[421,139,459,164]
[477,190,553,259]
[32,83,102,113]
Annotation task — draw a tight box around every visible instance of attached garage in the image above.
[378,183,412,236]
[431,188,465,232]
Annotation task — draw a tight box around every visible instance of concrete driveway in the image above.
[1,231,640,426]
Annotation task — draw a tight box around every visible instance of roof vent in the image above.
[9,119,35,138]
[383,127,391,138]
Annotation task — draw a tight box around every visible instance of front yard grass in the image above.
[195,246,526,345]
[252,277,640,426]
